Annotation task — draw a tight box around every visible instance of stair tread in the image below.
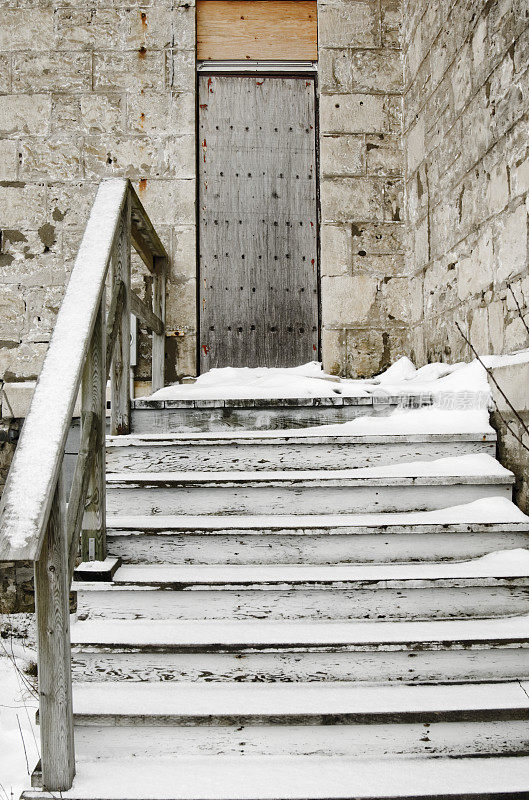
[105,454,514,485]
[105,497,529,532]
[23,754,529,799]
[70,614,529,647]
[74,552,529,587]
[106,431,496,445]
[71,679,529,717]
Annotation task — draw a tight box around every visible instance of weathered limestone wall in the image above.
[318,0,408,377]
[403,0,529,364]
[0,0,197,386]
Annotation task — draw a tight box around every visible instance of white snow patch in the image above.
[0,644,39,800]
[146,356,493,406]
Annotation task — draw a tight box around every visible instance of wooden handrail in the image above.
[0,178,168,791]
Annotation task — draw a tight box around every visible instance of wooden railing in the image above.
[0,179,168,791]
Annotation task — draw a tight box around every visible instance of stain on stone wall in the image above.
[403,0,529,364]
[319,0,408,377]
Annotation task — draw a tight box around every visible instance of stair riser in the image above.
[106,441,495,473]
[106,484,511,516]
[131,404,420,434]
[71,646,529,684]
[73,720,529,760]
[107,530,529,565]
[76,585,529,622]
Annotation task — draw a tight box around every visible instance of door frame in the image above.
[195,60,321,373]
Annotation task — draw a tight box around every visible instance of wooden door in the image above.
[198,75,319,370]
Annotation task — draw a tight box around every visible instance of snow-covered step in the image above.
[130,394,434,434]
[105,455,514,516]
[106,430,496,473]
[106,499,529,565]
[70,615,529,684]
[70,681,529,760]
[74,553,529,621]
[23,754,529,799]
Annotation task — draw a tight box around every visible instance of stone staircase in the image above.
[51,397,529,799]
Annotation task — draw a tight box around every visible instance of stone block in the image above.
[469,305,490,354]
[0,183,47,228]
[406,115,425,175]
[321,48,403,94]
[320,224,352,276]
[54,7,124,50]
[25,286,64,342]
[486,161,509,217]
[84,136,162,179]
[488,299,505,353]
[366,133,402,176]
[134,178,195,225]
[350,221,405,255]
[457,227,494,301]
[168,50,195,92]
[81,94,125,135]
[413,215,429,268]
[409,271,424,324]
[321,274,379,325]
[94,51,164,92]
[0,341,48,382]
[383,178,403,222]
[0,95,51,137]
[321,326,345,375]
[343,327,388,377]
[127,92,195,136]
[0,141,18,181]
[381,0,402,48]
[504,315,529,352]
[320,93,401,134]
[381,276,410,323]
[321,177,384,222]
[166,331,196,381]
[0,286,25,340]
[126,6,194,49]
[318,0,380,49]
[166,278,196,330]
[19,138,82,181]
[0,227,65,288]
[12,52,92,92]
[170,225,197,280]
[496,203,528,283]
[353,252,405,275]
[47,182,98,228]
[321,135,365,177]
[450,43,472,115]
[0,56,10,93]
[0,8,54,51]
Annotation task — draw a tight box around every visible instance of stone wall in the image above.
[0,0,197,386]
[318,0,408,377]
[403,0,529,365]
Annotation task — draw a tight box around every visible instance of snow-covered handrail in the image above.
[0,178,168,791]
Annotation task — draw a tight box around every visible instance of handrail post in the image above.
[151,255,166,393]
[81,292,107,562]
[110,193,132,435]
[34,470,75,791]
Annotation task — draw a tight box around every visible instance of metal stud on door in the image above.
[198,75,319,369]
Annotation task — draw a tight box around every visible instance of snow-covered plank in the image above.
[73,716,529,760]
[20,754,529,799]
[71,680,529,719]
[69,615,529,648]
[0,178,129,561]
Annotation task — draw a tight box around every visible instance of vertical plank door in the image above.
[198,75,319,369]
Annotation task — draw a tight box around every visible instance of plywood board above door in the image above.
[196,0,318,61]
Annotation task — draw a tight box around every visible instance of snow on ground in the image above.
[147,357,492,404]
[0,640,39,800]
